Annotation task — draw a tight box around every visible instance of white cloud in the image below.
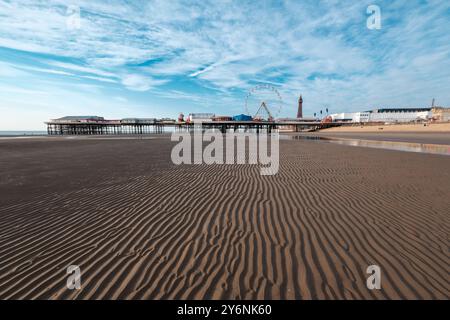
[46,61,117,78]
[121,74,167,91]
[16,65,74,76]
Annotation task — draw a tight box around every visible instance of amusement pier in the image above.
[45,95,449,135]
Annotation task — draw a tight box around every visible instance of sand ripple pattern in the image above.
[0,138,448,299]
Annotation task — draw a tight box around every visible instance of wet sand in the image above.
[0,136,448,299]
[308,132,450,145]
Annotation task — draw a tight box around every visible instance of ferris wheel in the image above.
[245,84,282,121]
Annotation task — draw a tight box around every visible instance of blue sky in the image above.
[0,0,449,130]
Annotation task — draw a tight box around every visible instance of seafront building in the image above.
[329,107,450,123]
[431,107,450,122]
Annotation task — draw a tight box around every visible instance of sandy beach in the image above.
[0,135,448,299]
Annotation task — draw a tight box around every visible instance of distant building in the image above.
[431,107,450,122]
[121,118,157,124]
[187,113,215,122]
[351,112,371,123]
[297,95,303,118]
[50,116,105,123]
[329,113,358,122]
[160,118,176,123]
[213,116,233,121]
[330,108,434,123]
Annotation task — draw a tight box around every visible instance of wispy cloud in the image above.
[0,0,449,129]
[46,61,117,78]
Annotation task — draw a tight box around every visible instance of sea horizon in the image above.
[0,130,48,136]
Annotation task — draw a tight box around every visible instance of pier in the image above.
[45,116,341,135]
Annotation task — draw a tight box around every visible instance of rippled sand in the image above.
[0,136,448,299]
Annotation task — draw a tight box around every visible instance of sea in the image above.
[0,131,48,137]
